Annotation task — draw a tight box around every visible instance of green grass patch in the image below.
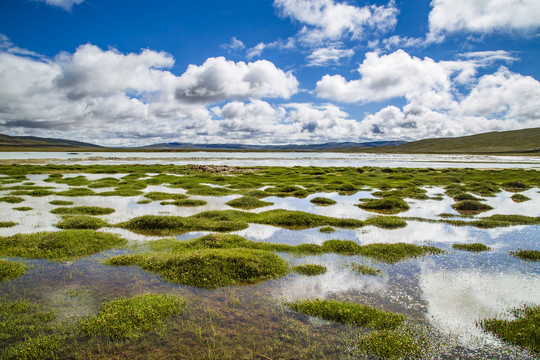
[143,192,188,201]
[287,299,404,330]
[349,263,381,276]
[98,189,144,197]
[137,199,152,204]
[452,192,482,201]
[322,240,361,255]
[186,186,236,196]
[0,196,24,204]
[502,180,531,192]
[364,216,407,229]
[49,200,74,206]
[51,206,115,215]
[10,189,55,197]
[452,200,493,214]
[56,215,109,230]
[56,188,96,197]
[358,197,410,214]
[452,243,490,252]
[79,294,186,339]
[310,197,337,206]
[319,226,336,233]
[355,329,431,359]
[357,243,444,264]
[511,249,540,261]
[105,248,288,288]
[225,196,273,209]
[160,199,208,207]
[511,193,531,203]
[0,259,28,281]
[13,207,32,211]
[0,230,127,260]
[292,264,327,276]
[0,221,16,228]
[480,306,540,354]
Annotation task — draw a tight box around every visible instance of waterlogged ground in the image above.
[0,164,539,359]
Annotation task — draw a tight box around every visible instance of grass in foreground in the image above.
[0,259,28,281]
[79,294,186,339]
[355,328,434,359]
[287,299,404,330]
[452,243,491,252]
[51,206,115,215]
[292,264,327,276]
[0,230,127,261]
[480,305,540,355]
[511,250,540,261]
[105,248,289,289]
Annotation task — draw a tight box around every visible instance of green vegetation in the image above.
[310,197,337,206]
[0,230,127,260]
[355,329,432,359]
[0,260,27,281]
[364,216,407,229]
[160,199,207,207]
[105,248,288,288]
[292,264,327,276]
[10,189,55,197]
[372,187,428,200]
[98,189,143,197]
[186,186,236,196]
[143,191,188,201]
[13,207,32,211]
[0,221,16,228]
[511,193,531,202]
[452,243,490,252]
[51,206,115,215]
[511,250,540,261]
[356,242,444,263]
[349,263,381,276]
[287,299,404,330]
[319,226,336,233]
[358,197,410,214]
[481,306,540,354]
[0,196,24,204]
[502,180,531,192]
[452,200,493,214]
[225,196,273,209]
[443,215,540,228]
[56,215,109,230]
[79,294,186,339]
[321,239,360,255]
[49,200,74,206]
[56,188,96,197]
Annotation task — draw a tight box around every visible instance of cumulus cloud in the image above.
[220,37,245,51]
[175,57,299,103]
[274,0,398,44]
[428,0,540,39]
[306,46,354,67]
[34,0,85,11]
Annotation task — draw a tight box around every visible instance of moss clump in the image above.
[79,294,186,339]
[511,250,540,261]
[56,188,96,197]
[319,226,336,233]
[292,264,327,276]
[10,189,55,197]
[357,243,444,264]
[225,196,273,209]
[0,196,24,204]
[364,216,407,229]
[501,180,531,192]
[0,221,16,228]
[49,200,74,206]
[256,210,363,229]
[452,200,493,214]
[56,215,109,230]
[186,186,235,196]
[481,306,540,355]
[51,206,115,215]
[137,199,152,204]
[451,192,482,201]
[355,329,430,359]
[0,260,28,281]
[358,198,410,214]
[160,199,207,207]
[511,193,531,203]
[13,207,32,211]
[143,192,188,201]
[350,263,381,276]
[105,248,288,289]
[0,230,127,261]
[452,243,490,252]
[310,197,337,206]
[98,189,144,197]
[322,240,361,255]
[119,215,249,235]
[287,299,404,330]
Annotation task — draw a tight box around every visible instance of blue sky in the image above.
[0,0,539,146]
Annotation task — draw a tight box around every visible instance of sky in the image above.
[0,0,539,146]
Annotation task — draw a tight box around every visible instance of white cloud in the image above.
[34,0,85,11]
[306,46,354,67]
[175,57,299,103]
[246,42,267,59]
[428,0,540,38]
[274,0,398,44]
[220,37,245,51]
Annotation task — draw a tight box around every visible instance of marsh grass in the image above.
[356,243,444,263]
[292,264,327,276]
[364,216,407,229]
[13,207,32,211]
[319,226,336,233]
[225,196,273,209]
[10,189,55,197]
[0,230,127,260]
[143,192,188,201]
[56,188,96,197]
[511,193,531,203]
[0,222,16,228]
[0,260,28,281]
[160,199,208,207]
[480,306,540,354]
[49,200,74,206]
[0,196,24,204]
[358,197,410,214]
[452,200,493,214]
[501,180,531,192]
[452,243,490,252]
[56,216,109,230]
[510,250,540,261]
[287,299,404,330]
[349,263,381,276]
[79,294,186,339]
[445,215,540,228]
[310,197,337,206]
[98,189,144,197]
[354,328,433,359]
[51,206,115,215]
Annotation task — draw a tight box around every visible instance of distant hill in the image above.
[365,127,540,154]
[0,133,102,148]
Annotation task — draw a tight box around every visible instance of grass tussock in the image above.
[501,180,531,192]
[0,221,16,228]
[0,230,127,260]
[105,248,288,288]
[511,249,540,261]
[10,189,55,197]
[225,196,273,209]
[0,260,28,281]
[357,243,444,264]
[51,206,115,215]
[13,207,32,211]
[0,196,24,204]
[310,197,337,206]
[349,263,381,276]
[143,192,188,201]
[49,200,74,206]
[292,264,327,276]
[358,197,410,214]
[79,294,186,339]
[355,329,432,359]
[452,200,493,214]
[452,243,490,252]
[56,215,109,230]
[511,193,531,203]
[319,226,336,233]
[160,199,207,207]
[364,216,407,229]
[56,188,96,197]
[480,306,540,355]
[287,299,404,330]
